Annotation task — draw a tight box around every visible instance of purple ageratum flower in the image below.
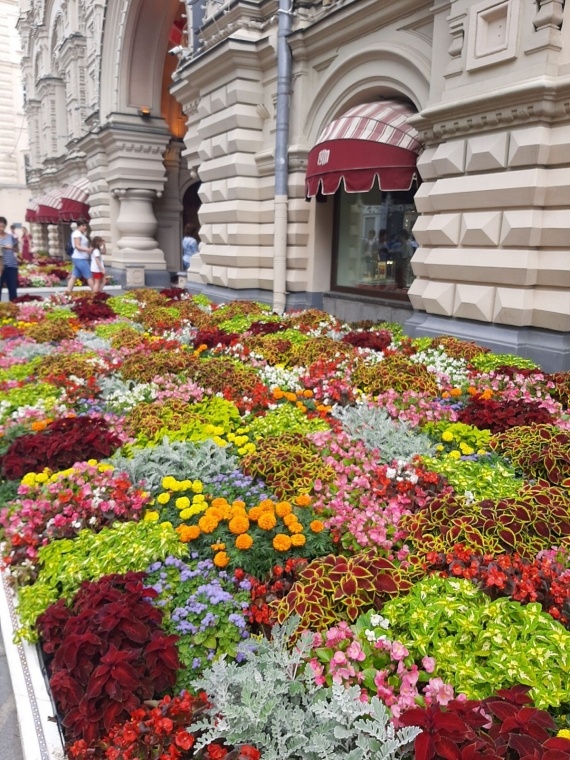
[192,657,202,669]
[147,561,163,573]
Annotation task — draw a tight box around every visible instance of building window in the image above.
[332,185,418,297]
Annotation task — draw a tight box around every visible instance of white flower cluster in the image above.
[409,347,470,388]
[257,364,306,392]
[365,613,391,643]
[102,381,158,412]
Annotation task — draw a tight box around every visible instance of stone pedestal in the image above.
[47,224,63,259]
[112,188,166,269]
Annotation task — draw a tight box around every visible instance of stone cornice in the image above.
[413,75,570,144]
[288,0,433,60]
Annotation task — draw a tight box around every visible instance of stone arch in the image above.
[100,0,181,120]
[303,44,430,146]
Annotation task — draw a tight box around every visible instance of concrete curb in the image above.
[0,567,65,760]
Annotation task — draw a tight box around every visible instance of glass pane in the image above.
[333,185,418,294]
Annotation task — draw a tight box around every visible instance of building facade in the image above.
[0,0,29,229]
[19,0,570,369]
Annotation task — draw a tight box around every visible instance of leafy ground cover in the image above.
[0,289,569,760]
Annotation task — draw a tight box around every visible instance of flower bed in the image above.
[1,289,570,760]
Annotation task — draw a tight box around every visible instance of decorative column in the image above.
[112,189,165,266]
[155,139,184,273]
[30,222,44,254]
[98,125,171,274]
[47,224,63,258]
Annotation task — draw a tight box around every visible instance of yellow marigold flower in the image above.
[275,501,292,517]
[98,463,114,472]
[448,450,461,460]
[211,542,226,551]
[213,551,230,568]
[191,480,203,493]
[441,431,454,442]
[180,479,192,490]
[192,494,206,504]
[273,534,292,552]
[144,511,160,522]
[160,521,173,530]
[477,449,487,456]
[229,516,250,535]
[211,497,229,509]
[282,513,297,527]
[248,506,262,521]
[259,499,275,512]
[179,508,194,520]
[87,459,98,466]
[310,520,325,533]
[294,494,311,507]
[436,444,444,452]
[176,496,191,510]
[162,476,176,490]
[258,512,277,531]
[157,492,171,505]
[35,472,48,483]
[21,473,36,486]
[557,730,570,739]
[177,525,200,542]
[288,522,304,534]
[235,534,253,550]
[291,533,306,547]
[459,443,474,456]
[198,515,218,534]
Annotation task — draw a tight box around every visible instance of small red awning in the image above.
[25,199,39,223]
[36,189,64,224]
[305,101,422,197]
[59,178,90,222]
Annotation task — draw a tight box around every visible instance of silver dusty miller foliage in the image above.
[332,403,435,464]
[107,437,239,492]
[190,617,419,760]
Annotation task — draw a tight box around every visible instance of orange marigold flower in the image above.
[282,513,297,527]
[273,389,284,399]
[302,389,313,398]
[481,389,494,399]
[248,506,262,521]
[310,520,325,533]
[285,392,297,402]
[211,497,229,509]
[296,402,306,411]
[467,386,478,395]
[275,501,292,517]
[229,516,250,535]
[258,512,277,531]
[259,499,275,512]
[291,533,306,547]
[213,551,230,568]
[450,387,462,397]
[211,542,226,551]
[198,515,218,534]
[176,525,200,542]
[232,500,246,509]
[294,494,311,507]
[272,534,292,552]
[235,534,253,550]
[288,522,304,534]
[208,507,225,520]
[441,391,450,399]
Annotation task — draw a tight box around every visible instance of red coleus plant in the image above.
[426,544,570,627]
[70,293,115,322]
[0,415,122,480]
[341,329,392,352]
[457,395,554,434]
[193,327,239,349]
[36,572,180,746]
[399,685,570,760]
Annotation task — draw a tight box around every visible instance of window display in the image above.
[332,186,418,295]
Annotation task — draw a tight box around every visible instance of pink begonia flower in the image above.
[346,641,365,662]
[309,659,326,686]
[390,641,409,661]
[424,677,455,706]
[422,656,436,673]
[332,665,356,683]
[331,650,348,666]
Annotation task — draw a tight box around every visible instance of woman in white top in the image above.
[66,221,93,293]
[90,237,107,293]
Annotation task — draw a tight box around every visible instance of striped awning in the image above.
[59,178,90,222]
[36,190,64,224]
[305,101,422,197]
[25,198,40,223]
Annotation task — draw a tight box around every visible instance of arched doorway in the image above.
[183,182,202,235]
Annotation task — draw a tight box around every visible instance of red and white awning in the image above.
[35,189,64,224]
[305,101,422,197]
[59,178,90,222]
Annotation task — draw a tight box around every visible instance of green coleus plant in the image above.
[381,575,570,709]
[15,520,188,642]
[273,550,409,631]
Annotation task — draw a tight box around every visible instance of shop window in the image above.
[331,185,418,297]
